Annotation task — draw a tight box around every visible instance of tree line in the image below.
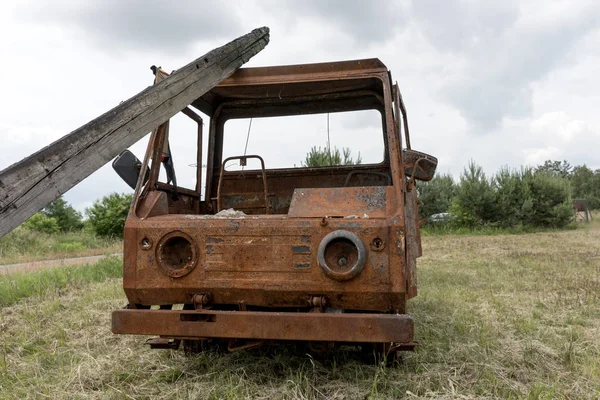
[25,193,132,237]
[21,157,597,237]
[418,160,599,229]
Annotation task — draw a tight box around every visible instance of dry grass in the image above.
[0,227,122,266]
[0,222,599,399]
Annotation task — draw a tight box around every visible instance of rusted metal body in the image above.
[112,58,437,358]
[113,310,414,343]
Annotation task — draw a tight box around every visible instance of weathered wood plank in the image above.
[0,27,269,238]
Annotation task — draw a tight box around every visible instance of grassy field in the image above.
[0,227,121,265]
[0,222,598,399]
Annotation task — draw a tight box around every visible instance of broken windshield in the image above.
[222,109,385,171]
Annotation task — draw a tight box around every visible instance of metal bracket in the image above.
[406,157,426,192]
[192,293,211,310]
[309,296,327,312]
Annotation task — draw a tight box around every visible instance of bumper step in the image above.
[112,309,414,343]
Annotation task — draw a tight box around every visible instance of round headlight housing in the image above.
[317,230,366,281]
[156,231,197,278]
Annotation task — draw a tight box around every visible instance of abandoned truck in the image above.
[110,58,437,360]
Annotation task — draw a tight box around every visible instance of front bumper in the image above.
[112,309,414,343]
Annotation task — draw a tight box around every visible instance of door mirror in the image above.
[403,149,438,182]
[112,150,149,190]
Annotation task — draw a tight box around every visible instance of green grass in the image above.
[0,256,122,308]
[421,211,599,237]
[0,225,599,398]
[421,221,582,236]
[0,227,122,265]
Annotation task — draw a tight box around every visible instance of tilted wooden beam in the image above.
[0,27,269,238]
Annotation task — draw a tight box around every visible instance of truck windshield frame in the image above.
[220,107,387,172]
[204,89,392,205]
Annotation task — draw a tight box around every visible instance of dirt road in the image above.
[0,253,121,275]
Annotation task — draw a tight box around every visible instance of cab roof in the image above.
[191,58,389,116]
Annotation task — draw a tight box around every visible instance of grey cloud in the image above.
[22,1,243,53]
[260,0,407,46]
[412,0,518,53]
[443,78,534,131]
[412,0,599,131]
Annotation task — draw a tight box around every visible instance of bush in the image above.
[444,161,574,230]
[23,213,60,234]
[492,167,533,228]
[417,173,456,220]
[302,146,361,167]
[571,165,600,209]
[451,161,497,227]
[85,193,133,238]
[523,171,573,228]
[43,197,84,232]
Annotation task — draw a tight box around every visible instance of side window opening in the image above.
[156,114,200,191]
[143,110,211,217]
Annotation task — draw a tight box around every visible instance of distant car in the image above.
[428,212,453,223]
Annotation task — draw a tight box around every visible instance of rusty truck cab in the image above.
[112,58,437,358]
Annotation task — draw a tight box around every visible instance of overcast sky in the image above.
[1,0,599,213]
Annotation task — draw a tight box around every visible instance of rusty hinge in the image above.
[308,296,327,312]
[192,293,212,310]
